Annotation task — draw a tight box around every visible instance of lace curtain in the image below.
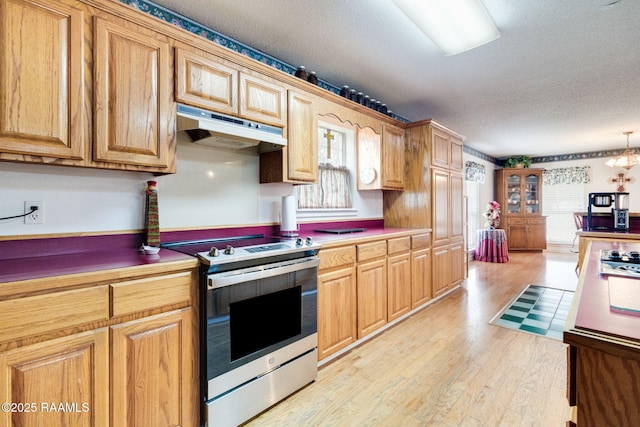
[542,166,591,185]
[297,163,352,209]
[465,161,486,183]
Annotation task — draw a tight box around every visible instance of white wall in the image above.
[0,134,383,237]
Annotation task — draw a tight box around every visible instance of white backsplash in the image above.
[0,135,383,237]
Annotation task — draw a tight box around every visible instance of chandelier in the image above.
[606,131,639,170]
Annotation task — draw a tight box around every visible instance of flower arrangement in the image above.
[484,201,501,229]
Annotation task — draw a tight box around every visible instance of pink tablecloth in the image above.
[475,229,509,263]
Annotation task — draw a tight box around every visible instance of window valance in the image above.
[542,166,591,185]
[465,161,486,183]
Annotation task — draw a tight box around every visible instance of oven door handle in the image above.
[207,257,320,289]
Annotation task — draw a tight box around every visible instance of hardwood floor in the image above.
[245,251,579,426]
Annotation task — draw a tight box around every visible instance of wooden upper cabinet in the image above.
[431,128,451,169]
[175,47,238,115]
[93,15,173,170]
[0,0,85,160]
[175,46,285,128]
[356,127,382,190]
[286,90,317,182]
[240,73,286,127]
[431,126,464,171]
[357,124,404,190]
[450,136,464,171]
[381,124,405,189]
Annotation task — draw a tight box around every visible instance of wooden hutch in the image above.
[495,168,547,251]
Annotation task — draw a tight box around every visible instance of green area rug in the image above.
[489,285,574,341]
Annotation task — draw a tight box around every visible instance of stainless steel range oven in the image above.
[163,235,321,427]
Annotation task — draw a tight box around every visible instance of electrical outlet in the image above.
[24,201,44,224]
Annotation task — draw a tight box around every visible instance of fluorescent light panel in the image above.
[391,0,500,56]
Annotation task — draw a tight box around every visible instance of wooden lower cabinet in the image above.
[357,258,387,338]
[506,217,547,250]
[0,328,109,427]
[387,252,411,321]
[317,266,357,360]
[0,267,198,427]
[411,248,431,308]
[432,242,464,297]
[111,307,195,427]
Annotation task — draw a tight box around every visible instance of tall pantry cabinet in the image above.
[384,119,465,299]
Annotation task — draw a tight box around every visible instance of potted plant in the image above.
[503,155,531,168]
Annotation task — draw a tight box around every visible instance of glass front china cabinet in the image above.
[496,168,547,251]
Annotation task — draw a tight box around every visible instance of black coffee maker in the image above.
[587,192,630,231]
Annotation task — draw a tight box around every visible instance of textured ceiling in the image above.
[150,0,640,159]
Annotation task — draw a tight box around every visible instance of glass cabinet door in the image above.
[507,174,521,214]
[525,173,539,213]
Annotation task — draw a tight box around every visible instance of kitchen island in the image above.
[564,240,640,427]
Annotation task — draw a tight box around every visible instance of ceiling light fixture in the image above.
[606,131,639,170]
[390,0,500,56]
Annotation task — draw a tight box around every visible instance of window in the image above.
[297,124,353,210]
[542,166,590,246]
[542,183,585,245]
[466,181,480,249]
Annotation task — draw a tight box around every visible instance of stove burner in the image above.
[600,249,640,278]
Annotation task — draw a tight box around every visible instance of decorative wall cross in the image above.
[609,171,634,192]
[324,129,334,159]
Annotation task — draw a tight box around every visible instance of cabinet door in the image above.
[357,259,387,338]
[287,90,317,182]
[111,308,196,427]
[525,172,541,214]
[239,73,286,126]
[450,172,464,242]
[0,329,109,427]
[356,127,382,190]
[432,245,451,297]
[175,47,238,114]
[507,222,528,250]
[387,252,411,321]
[450,137,464,171]
[94,16,172,169]
[432,168,450,246]
[411,248,431,308]
[527,219,547,250]
[506,173,522,214]
[450,243,465,286]
[381,124,405,189]
[0,0,85,160]
[318,266,357,360]
[431,127,450,168]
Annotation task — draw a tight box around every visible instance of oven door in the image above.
[204,256,319,399]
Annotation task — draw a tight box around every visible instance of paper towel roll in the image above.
[280,195,298,236]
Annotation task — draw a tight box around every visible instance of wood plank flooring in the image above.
[245,251,578,426]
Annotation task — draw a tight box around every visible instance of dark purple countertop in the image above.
[0,220,399,284]
[0,248,195,284]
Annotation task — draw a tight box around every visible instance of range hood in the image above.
[177,103,287,152]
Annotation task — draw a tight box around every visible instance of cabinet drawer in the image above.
[508,218,527,225]
[411,233,430,250]
[528,217,546,225]
[111,272,192,317]
[387,237,411,255]
[0,286,109,342]
[357,241,387,262]
[319,246,356,271]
